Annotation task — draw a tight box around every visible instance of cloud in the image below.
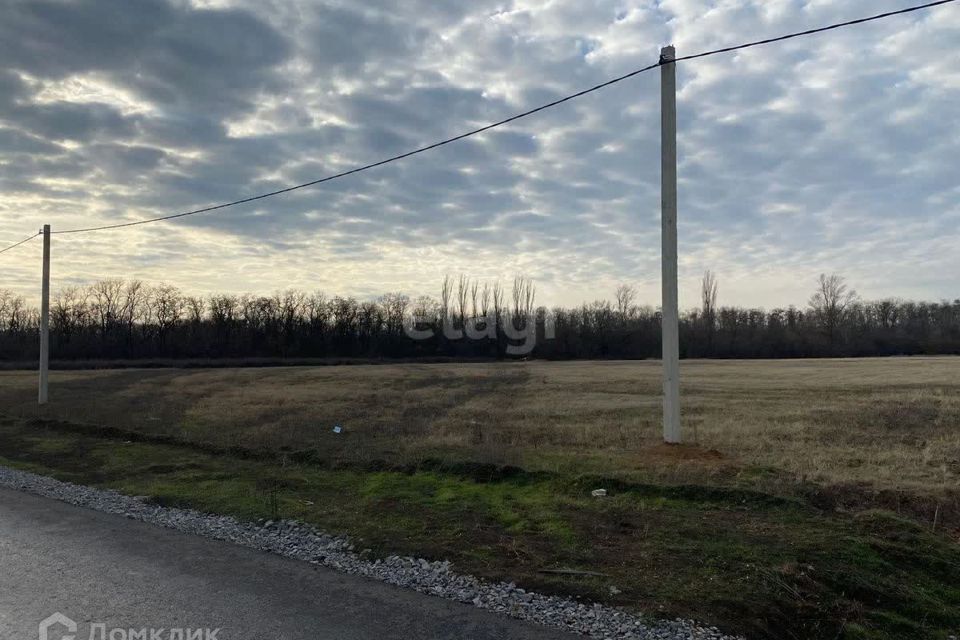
[0,0,958,310]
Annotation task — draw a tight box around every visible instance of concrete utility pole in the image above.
[39,224,50,405]
[660,46,681,444]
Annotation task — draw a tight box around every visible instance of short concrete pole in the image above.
[39,224,50,405]
[660,46,681,444]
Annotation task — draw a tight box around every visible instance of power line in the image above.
[8,0,952,238]
[673,0,956,64]
[0,232,39,255]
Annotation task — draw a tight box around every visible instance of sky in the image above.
[0,0,957,310]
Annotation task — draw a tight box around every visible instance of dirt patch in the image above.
[804,480,960,533]
[645,443,727,462]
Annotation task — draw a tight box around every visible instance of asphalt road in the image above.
[0,487,576,640]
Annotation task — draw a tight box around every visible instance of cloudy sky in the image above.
[0,0,957,309]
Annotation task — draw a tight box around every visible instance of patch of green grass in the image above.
[23,435,81,455]
[0,417,957,640]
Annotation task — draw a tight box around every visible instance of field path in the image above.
[0,487,577,640]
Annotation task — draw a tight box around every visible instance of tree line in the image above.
[0,273,958,362]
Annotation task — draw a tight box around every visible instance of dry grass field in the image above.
[0,357,956,492]
[1,357,958,639]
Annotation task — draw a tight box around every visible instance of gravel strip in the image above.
[0,465,742,640]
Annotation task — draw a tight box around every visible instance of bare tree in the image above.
[701,270,718,330]
[809,273,858,344]
[492,281,505,331]
[209,294,238,327]
[615,284,636,320]
[330,296,359,339]
[470,280,480,322]
[411,295,439,331]
[523,279,536,318]
[480,282,491,319]
[51,286,88,335]
[120,280,148,332]
[440,275,453,328]
[511,276,535,324]
[0,290,10,327]
[357,301,382,344]
[150,284,185,339]
[456,274,469,330]
[0,289,29,331]
[280,290,307,334]
[306,292,328,333]
[873,299,899,330]
[379,292,409,335]
[185,296,206,325]
[89,279,125,333]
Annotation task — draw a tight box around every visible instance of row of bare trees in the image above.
[680,272,960,358]
[0,273,958,362]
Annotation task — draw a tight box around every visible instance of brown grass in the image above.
[0,357,957,497]
[2,358,959,638]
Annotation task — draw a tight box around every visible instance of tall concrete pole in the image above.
[660,46,681,444]
[39,224,50,405]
